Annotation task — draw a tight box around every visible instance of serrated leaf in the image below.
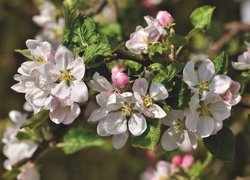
[21,110,49,129]
[203,127,235,161]
[15,49,36,61]
[148,42,170,58]
[213,51,228,74]
[165,61,185,82]
[190,6,215,31]
[148,63,164,73]
[60,128,106,154]
[132,119,161,150]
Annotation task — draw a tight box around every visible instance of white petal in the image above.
[88,108,108,122]
[51,82,70,99]
[96,92,112,108]
[97,120,110,137]
[112,132,129,149]
[63,103,81,125]
[55,46,74,71]
[232,62,250,70]
[70,81,88,103]
[132,78,149,96]
[9,110,26,123]
[71,57,85,80]
[106,93,124,111]
[197,59,215,81]
[196,116,215,138]
[104,112,127,135]
[189,93,200,115]
[183,61,198,87]
[210,101,231,121]
[162,110,184,126]
[161,127,184,151]
[211,120,223,135]
[26,39,52,61]
[128,113,147,136]
[210,75,232,95]
[184,109,199,132]
[149,83,168,101]
[187,131,198,149]
[148,104,166,119]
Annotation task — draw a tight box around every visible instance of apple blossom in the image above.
[133,78,168,119]
[222,80,241,106]
[111,66,130,89]
[232,43,250,70]
[183,59,232,99]
[17,163,40,180]
[156,10,173,27]
[161,110,197,151]
[184,93,231,138]
[3,111,38,170]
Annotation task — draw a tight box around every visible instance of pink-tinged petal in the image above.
[112,132,129,149]
[88,108,108,122]
[187,131,198,149]
[156,10,173,27]
[161,127,184,151]
[183,61,198,87]
[70,81,88,103]
[62,103,81,125]
[54,46,74,71]
[210,75,232,95]
[51,82,70,99]
[156,161,172,176]
[197,59,215,82]
[18,61,40,75]
[149,83,168,101]
[128,113,147,136]
[71,57,85,80]
[181,154,194,169]
[210,101,231,121]
[132,78,149,96]
[97,120,110,137]
[231,95,241,106]
[196,116,215,138]
[104,112,127,135]
[162,110,184,126]
[49,106,66,124]
[148,104,166,119]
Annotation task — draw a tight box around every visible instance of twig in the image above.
[85,0,107,16]
[209,22,250,54]
[107,0,117,22]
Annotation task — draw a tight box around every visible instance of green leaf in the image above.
[3,168,20,180]
[188,160,203,177]
[152,70,168,83]
[16,128,41,142]
[60,127,106,154]
[213,51,228,74]
[21,110,49,129]
[149,63,164,73]
[62,15,112,66]
[15,49,36,61]
[148,42,170,58]
[165,61,185,82]
[190,6,215,31]
[203,127,235,161]
[132,119,161,150]
[168,34,188,47]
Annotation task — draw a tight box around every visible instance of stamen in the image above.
[143,95,153,107]
[59,70,74,85]
[198,81,209,91]
[122,103,133,117]
[37,57,46,64]
[200,104,211,116]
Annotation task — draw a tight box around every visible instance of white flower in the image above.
[183,59,232,98]
[93,92,147,149]
[41,46,88,103]
[3,111,38,170]
[161,110,197,151]
[184,93,232,138]
[17,163,40,180]
[133,78,168,119]
[32,1,56,27]
[49,97,81,125]
[232,43,250,70]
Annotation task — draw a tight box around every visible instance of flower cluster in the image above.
[33,1,64,47]
[2,109,38,170]
[88,76,168,149]
[125,10,173,54]
[141,154,195,180]
[11,39,88,124]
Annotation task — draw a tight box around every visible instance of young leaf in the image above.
[132,119,161,150]
[21,110,49,129]
[59,127,106,154]
[15,49,36,61]
[213,51,228,74]
[165,60,185,82]
[152,70,168,83]
[203,127,235,161]
[148,42,170,58]
[190,6,215,31]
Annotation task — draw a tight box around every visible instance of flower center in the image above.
[37,57,46,64]
[122,103,133,117]
[200,104,211,116]
[173,122,185,134]
[143,95,153,107]
[54,29,63,39]
[159,175,168,180]
[198,81,209,91]
[59,70,74,85]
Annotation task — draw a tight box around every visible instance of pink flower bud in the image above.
[111,66,129,89]
[111,66,124,74]
[156,10,173,27]
[171,155,182,167]
[181,154,194,169]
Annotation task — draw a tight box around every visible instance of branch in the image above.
[85,0,107,16]
[209,22,250,54]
